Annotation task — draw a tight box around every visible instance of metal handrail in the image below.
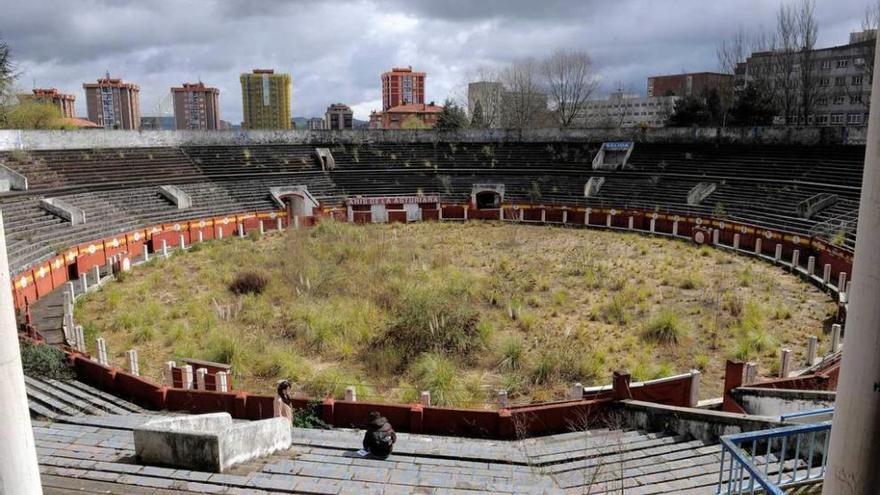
[717,421,832,494]
[780,407,834,422]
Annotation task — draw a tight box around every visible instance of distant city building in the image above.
[381,66,425,111]
[325,103,353,130]
[19,88,76,118]
[580,91,678,128]
[306,117,325,130]
[736,30,875,126]
[239,69,292,129]
[647,72,734,98]
[370,102,442,129]
[83,74,141,130]
[140,116,176,130]
[171,82,220,130]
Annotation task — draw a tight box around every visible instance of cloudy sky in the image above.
[3,0,870,123]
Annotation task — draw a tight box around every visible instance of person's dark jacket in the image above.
[362,414,396,458]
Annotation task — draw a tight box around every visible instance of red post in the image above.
[721,360,746,413]
[321,398,335,426]
[612,371,632,400]
[409,404,423,434]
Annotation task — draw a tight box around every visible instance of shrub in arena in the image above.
[229,271,268,295]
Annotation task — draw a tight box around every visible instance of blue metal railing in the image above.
[717,421,832,494]
[780,407,834,422]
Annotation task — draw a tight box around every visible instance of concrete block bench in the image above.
[134,413,291,473]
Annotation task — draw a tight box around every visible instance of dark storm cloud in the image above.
[1,0,867,124]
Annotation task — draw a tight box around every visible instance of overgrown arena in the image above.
[4,127,864,493]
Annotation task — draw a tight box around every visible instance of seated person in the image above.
[273,379,294,425]
[359,411,397,459]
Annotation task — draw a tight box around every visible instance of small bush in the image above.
[409,353,467,406]
[229,271,268,295]
[21,340,73,380]
[499,336,525,371]
[643,310,686,344]
[292,399,330,429]
[600,293,630,324]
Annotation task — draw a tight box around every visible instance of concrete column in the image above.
[672,220,679,237]
[831,324,842,353]
[344,386,357,402]
[807,256,816,277]
[127,349,139,376]
[80,276,88,293]
[142,244,149,262]
[712,229,720,245]
[438,204,444,221]
[606,214,612,228]
[164,361,175,387]
[162,240,168,258]
[463,207,468,221]
[216,371,228,392]
[96,337,107,365]
[346,205,353,223]
[75,325,84,353]
[294,216,300,229]
[238,223,245,237]
[259,221,265,236]
[497,390,508,409]
[688,370,701,407]
[179,235,186,250]
[540,209,546,223]
[650,218,656,233]
[779,348,791,378]
[628,216,634,230]
[774,244,782,262]
[791,249,800,272]
[197,231,204,243]
[744,362,757,385]
[733,233,740,250]
[561,210,567,224]
[571,383,583,400]
[420,391,431,407]
[0,212,41,495]
[806,336,818,366]
[218,227,224,239]
[195,368,207,390]
[276,217,283,231]
[519,208,524,222]
[92,266,101,285]
[105,257,113,276]
[838,272,848,294]
[754,237,762,255]
[824,36,880,493]
[823,264,832,285]
[182,364,194,390]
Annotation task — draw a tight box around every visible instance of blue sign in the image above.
[604,141,633,151]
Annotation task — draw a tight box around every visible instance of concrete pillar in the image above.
[142,244,149,262]
[164,361,175,387]
[105,257,113,276]
[67,281,75,299]
[606,214,612,228]
[75,325,85,353]
[688,370,701,407]
[540,209,546,223]
[92,266,101,285]
[791,249,800,272]
[754,237,762,256]
[744,362,757,385]
[823,264,832,285]
[712,229,720,245]
[182,364,194,390]
[0,212,41,495]
[179,235,186,250]
[216,371,228,392]
[561,210,567,224]
[774,244,782,262]
[238,223,244,237]
[195,368,207,390]
[276,217,283,231]
[571,383,583,400]
[80,276,88,293]
[650,218,656,233]
[344,386,357,402]
[420,391,431,407]
[779,348,791,378]
[672,220,679,237]
[127,349,139,376]
[497,390,508,409]
[259,221,265,236]
[347,205,353,223]
[807,256,816,277]
[463,207,468,221]
[831,324,842,353]
[838,272,848,294]
[162,240,168,258]
[806,336,818,366]
[824,37,880,493]
[218,227,224,240]
[96,337,107,366]
[294,216,300,229]
[628,216,634,230]
[438,204,444,221]
[733,233,740,250]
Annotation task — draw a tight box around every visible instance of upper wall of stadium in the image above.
[0,126,868,151]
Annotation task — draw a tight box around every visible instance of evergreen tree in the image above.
[435,99,469,130]
[470,100,486,128]
[729,84,776,126]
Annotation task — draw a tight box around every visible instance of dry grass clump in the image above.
[76,221,834,402]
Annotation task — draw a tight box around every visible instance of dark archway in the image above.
[475,190,501,209]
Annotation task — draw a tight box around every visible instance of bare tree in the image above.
[774,2,800,124]
[500,57,547,130]
[540,49,599,128]
[466,66,505,128]
[0,34,17,126]
[796,0,821,123]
